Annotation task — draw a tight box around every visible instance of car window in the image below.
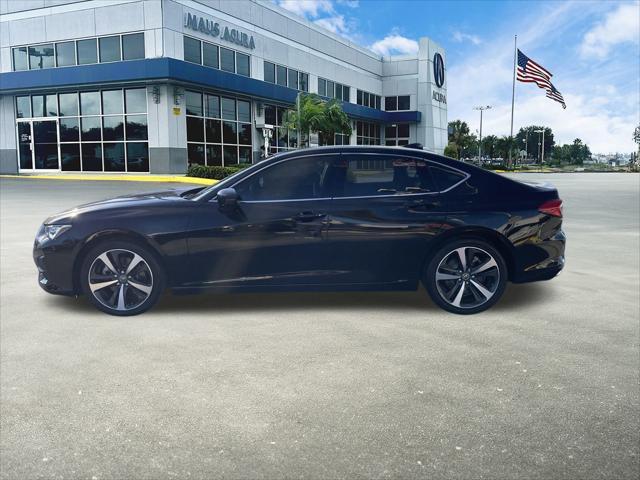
[328,155,436,198]
[429,166,466,191]
[235,156,334,201]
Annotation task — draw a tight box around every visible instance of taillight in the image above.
[539,199,563,217]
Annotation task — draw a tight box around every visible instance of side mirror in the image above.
[217,187,239,210]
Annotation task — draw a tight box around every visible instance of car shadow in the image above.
[45,282,553,315]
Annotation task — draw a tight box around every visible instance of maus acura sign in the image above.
[184,12,256,50]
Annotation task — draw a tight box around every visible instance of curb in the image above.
[0,174,218,185]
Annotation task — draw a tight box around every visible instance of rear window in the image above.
[430,167,465,191]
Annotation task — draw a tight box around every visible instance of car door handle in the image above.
[408,200,439,210]
[295,211,326,222]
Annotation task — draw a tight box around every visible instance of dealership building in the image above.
[0,0,447,174]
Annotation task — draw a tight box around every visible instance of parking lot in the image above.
[1,173,638,479]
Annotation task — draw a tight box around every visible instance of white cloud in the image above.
[315,15,350,36]
[369,34,419,56]
[452,31,481,45]
[580,3,640,59]
[336,0,359,7]
[277,0,334,18]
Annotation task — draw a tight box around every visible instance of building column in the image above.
[147,83,188,174]
[0,95,18,174]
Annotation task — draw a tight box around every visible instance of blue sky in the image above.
[275,0,640,153]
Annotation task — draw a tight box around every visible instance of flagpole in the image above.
[509,34,517,168]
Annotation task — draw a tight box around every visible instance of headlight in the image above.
[38,224,72,242]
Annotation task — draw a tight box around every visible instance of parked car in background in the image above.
[33,146,565,316]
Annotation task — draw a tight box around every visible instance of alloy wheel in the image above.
[88,249,154,312]
[435,246,500,309]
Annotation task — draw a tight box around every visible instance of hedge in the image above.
[186,164,250,180]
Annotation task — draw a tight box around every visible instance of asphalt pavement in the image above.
[1,173,638,479]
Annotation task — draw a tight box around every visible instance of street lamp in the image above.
[534,129,545,164]
[473,105,491,162]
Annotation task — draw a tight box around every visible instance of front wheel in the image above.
[423,239,507,315]
[79,240,165,316]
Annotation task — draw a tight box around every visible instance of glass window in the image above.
[237,100,251,122]
[16,96,31,118]
[238,123,251,145]
[220,47,235,72]
[398,95,410,110]
[205,95,220,118]
[126,142,149,172]
[430,167,464,191]
[335,85,342,101]
[299,72,309,92]
[223,146,237,165]
[60,143,81,171]
[31,96,45,117]
[397,124,410,137]
[343,86,350,102]
[186,117,204,142]
[44,94,57,116]
[385,96,397,111]
[77,39,97,65]
[326,81,335,98]
[13,47,29,71]
[276,65,287,86]
[102,90,123,115]
[236,53,250,76]
[125,115,148,140]
[206,144,222,166]
[81,143,102,171]
[81,117,101,141]
[385,125,397,138]
[330,156,434,197]
[125,88,146,113]
[264,105,276,125]
[80,91,101,115]
[288,69,298,90]
[203,43,219,68]
[183,36,202,64]
[318,78,326,97]
[58,93,78,116]
[239,146,252,165]
[236,156,333,201]
[103,142,125,171]
[55,41,76,67]
[122,33,145,60]
[185,91,203,116]
[188,143,205,167]
[205,119,221,143]
[221,97,236,120]
[264,61,275,83]
[222,121,237,143]
[99,36,121,62]
[357,90,363,105]
[59,118,79,142]
[103,116,124,141]
[28,44,54,69]
[375,95,381,110]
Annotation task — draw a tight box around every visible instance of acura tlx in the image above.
[33,145,565,316]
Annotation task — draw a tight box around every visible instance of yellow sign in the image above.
[172,107,181,115]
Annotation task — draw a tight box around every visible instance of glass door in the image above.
[17,121,33,170]
[32,120,59,170]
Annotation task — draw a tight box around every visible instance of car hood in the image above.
[44,186,203,224]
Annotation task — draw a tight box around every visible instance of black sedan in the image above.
[33,146,565,316]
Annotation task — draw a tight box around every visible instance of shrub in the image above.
[187,164,250,180]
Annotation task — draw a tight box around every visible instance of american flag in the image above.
[517,49,566,109]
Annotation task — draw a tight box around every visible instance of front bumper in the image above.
[33,236,77,296]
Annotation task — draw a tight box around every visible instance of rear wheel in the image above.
[423,239,507,314]
[80,240,164,316]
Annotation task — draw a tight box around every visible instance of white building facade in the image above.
[0,0,447,174]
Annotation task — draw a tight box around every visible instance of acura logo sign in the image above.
[433,52,445,88]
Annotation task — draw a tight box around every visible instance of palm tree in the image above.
[284,93,352,147]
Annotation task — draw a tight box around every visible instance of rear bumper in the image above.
[511,228,566,283]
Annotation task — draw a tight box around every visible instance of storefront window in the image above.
[356,121,381,145]
[263,104,304,154]
[77,39,98,65]
[99,36,121,63]
[13,47,28,71]
[28,44,54,70]
[55,42,76,67]
[186,90,253,167]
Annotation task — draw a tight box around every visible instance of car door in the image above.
[185,154,337,289]
[323,153,448,287]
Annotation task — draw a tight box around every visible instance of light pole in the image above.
[535,128,545,164]
[473,105,491,162]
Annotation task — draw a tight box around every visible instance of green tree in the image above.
[448,120,477,159]
[633,125,640,150]
[481,135,498,159]
[284,93,351,147]
[516,126,555,161]
[444,143,458,158]
[569,138,591,165]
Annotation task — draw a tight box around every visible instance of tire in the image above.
[423,238,507,315]
[79,240,165,316]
